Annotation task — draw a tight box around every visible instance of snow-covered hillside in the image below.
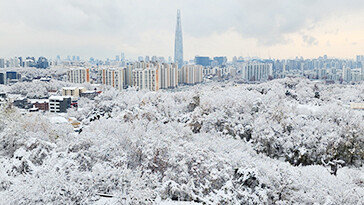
[0,78,363,204]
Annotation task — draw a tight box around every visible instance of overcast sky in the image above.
[0,0,363,60]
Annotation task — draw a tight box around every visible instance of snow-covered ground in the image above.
[0,78,363,204]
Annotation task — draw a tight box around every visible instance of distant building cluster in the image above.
[0,56,50,68]
[195,56,227,67]
[270,55,364,83]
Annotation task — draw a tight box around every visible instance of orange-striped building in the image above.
[101,68,125,90]
[67,68,90,83]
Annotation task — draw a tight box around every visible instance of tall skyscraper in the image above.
[174,9,183,68]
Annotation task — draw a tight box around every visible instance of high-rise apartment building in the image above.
[174,9,183,68]
[241,62,273,81]
[342,67,352,82]
[102,68,125,90]
[159,63,178,89]
[67,68,90,84]
[179,65,203,85]
[133,67,159,91]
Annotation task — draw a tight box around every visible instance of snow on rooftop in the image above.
[49,116,68,124]
[62,87,77,90]
[29,99,49,104]
[49,96,68,101]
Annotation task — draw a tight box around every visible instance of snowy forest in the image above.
[0,78,363,204]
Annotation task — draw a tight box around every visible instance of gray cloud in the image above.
[302,35,318,46]
[0,0,363,58]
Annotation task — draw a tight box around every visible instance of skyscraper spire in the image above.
[174,9,183,68]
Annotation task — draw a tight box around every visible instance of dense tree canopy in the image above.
[0,78,363,204]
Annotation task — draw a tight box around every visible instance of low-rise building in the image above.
[49,96,71,113]
[79,90,101,99]
[29,99,49,111]
[62,87,86,98]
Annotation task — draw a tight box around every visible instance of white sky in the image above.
[0,0,363,60]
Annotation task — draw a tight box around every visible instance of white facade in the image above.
[342,67,352,82]
[61,87,86,98]
[179,65,203,85]
[159,63,178,89]
[133,67,159,91]
[49,96,71,113]
[241,62,273,81]
[102,68,125,90]
[67,68,90,84]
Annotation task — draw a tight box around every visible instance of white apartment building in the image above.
[101,68,125,90]
[159,63,178,89]
[67,68,90,84]
[179,65,203,85]
[351,69,362,82]
[342,67,352,82]
[133,67,159,91]
[240,62,273,81]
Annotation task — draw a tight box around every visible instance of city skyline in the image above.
[0,1,363,59]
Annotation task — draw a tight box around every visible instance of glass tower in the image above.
[174,9,183,68]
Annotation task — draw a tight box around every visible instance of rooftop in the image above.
[49,96,69,101]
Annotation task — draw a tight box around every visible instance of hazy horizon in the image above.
[0,0,363,60]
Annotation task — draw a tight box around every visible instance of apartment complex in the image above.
[240,62,273,81]
[67,68,90,84]
[133,67,159,91]
[99,62,181,91]
[179,65,203,85]
[101,68,125,90]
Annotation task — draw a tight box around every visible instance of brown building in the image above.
[29,99,49,111]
